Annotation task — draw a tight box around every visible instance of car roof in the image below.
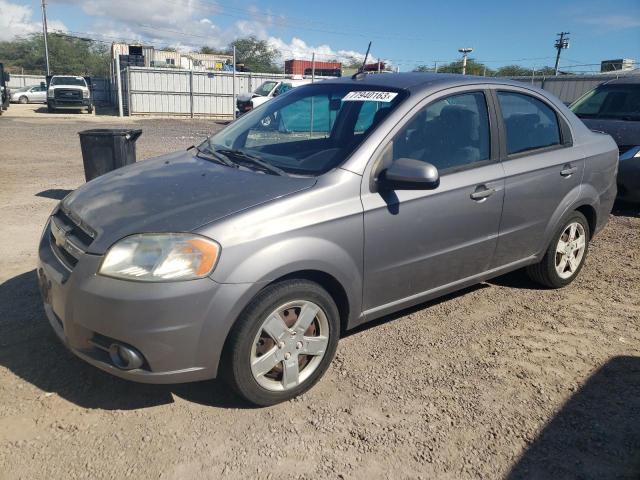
[602,74,640,86]
[320,72,530,93]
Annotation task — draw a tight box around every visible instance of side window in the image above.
[392,91,491,172]
[278,83,293,95]
[497,91,561,155]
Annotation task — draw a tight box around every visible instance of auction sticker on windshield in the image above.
[342,91,398,102]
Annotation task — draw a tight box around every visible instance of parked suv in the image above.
[570,77,640,202]
[38,73,617,406]
[47,75,93,113]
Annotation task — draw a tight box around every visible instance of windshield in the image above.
[205,83,407,175]
[51,77,87,87]
[571,84,640,121]
[254,81,278,97]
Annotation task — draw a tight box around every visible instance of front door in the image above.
[361,90,505,314]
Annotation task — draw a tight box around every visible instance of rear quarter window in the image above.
[497,91,561,155]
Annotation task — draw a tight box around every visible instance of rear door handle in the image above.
[470,185,496,201]
[560,164,578,177]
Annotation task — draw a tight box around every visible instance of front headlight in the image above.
[99,233,220,282]
[83,89,89,99]
[47,90,54,98]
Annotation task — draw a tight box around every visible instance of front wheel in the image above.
[87,105,94,114]
[19,96,28,104]
[526,212,590,288]
[224,280,340,406]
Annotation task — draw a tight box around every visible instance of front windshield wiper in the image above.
[216,149,287,176]
[194,145,238,169]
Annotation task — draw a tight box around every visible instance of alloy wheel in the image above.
[555,222,586,279]
[250,300,329,392]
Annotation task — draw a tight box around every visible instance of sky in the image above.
[1,0,639,72]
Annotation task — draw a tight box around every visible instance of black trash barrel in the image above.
[78,129,143,181]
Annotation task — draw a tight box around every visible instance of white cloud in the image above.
[0,0,66,41]
[267,36,380,64]
[579,14,640,31]
[5,0,372,63]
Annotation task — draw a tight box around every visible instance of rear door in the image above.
[361,89,505,313]
[491,89,583,267]
[31,85,47,102]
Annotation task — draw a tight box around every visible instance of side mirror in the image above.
[379,158,439,190]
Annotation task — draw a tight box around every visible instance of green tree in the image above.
[228,36,280,73]
[200,46,226,55]
[495,64,532,77]
[434,58,494,76]
[0,33,109,76]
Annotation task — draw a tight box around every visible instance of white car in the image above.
[11,84,47,104]
[236,79,312,116]
[47,76,93,113]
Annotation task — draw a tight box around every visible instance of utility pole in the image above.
[553,32,570,76]
[232,45,236,120]
[458,48,473,75]
[311,52,316,82]
[40,0,50,75]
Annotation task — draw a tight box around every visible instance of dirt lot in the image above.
[1,104,639,479]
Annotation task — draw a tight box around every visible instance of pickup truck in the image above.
[47,75,93,113]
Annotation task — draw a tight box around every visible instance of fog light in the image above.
[109,343,144,370]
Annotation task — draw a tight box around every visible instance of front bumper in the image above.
[48,99,92,109]
[37,219,258,383]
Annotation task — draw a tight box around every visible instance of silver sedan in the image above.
[11,84,47,104]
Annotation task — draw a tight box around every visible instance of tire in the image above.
[87,105,94,114]
[224,279,340,406]
[526,211,590,288]
[18,96,28,104]
[47,105,55,113]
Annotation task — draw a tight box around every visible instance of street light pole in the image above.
[458,48,473,75]
[40,0,50,76]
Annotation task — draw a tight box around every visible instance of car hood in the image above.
[579,117,640,150]
[62,150,316,254]
[237,92,259,102]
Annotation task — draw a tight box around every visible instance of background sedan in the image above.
[11,84,47,104]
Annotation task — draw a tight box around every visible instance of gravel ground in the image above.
[1,104,639,479]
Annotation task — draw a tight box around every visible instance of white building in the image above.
[111,43,233,71]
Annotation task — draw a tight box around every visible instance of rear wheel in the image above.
[18,96,28,104]
[526,211,590,288]
[224,279,340,406]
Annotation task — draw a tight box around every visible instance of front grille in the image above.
[54,89,82,101]
[48,208,96,271]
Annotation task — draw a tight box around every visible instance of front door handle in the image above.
[560,164,578,177]
[470,185,496,201]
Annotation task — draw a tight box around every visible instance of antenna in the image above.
[352,41,372,79]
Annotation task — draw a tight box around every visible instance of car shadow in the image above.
[508,356,640,479]
[344,283,489,337]
[0,270,253,410]
[612,200,640,218]
[35,189,73,200]
[486,268,547,290]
